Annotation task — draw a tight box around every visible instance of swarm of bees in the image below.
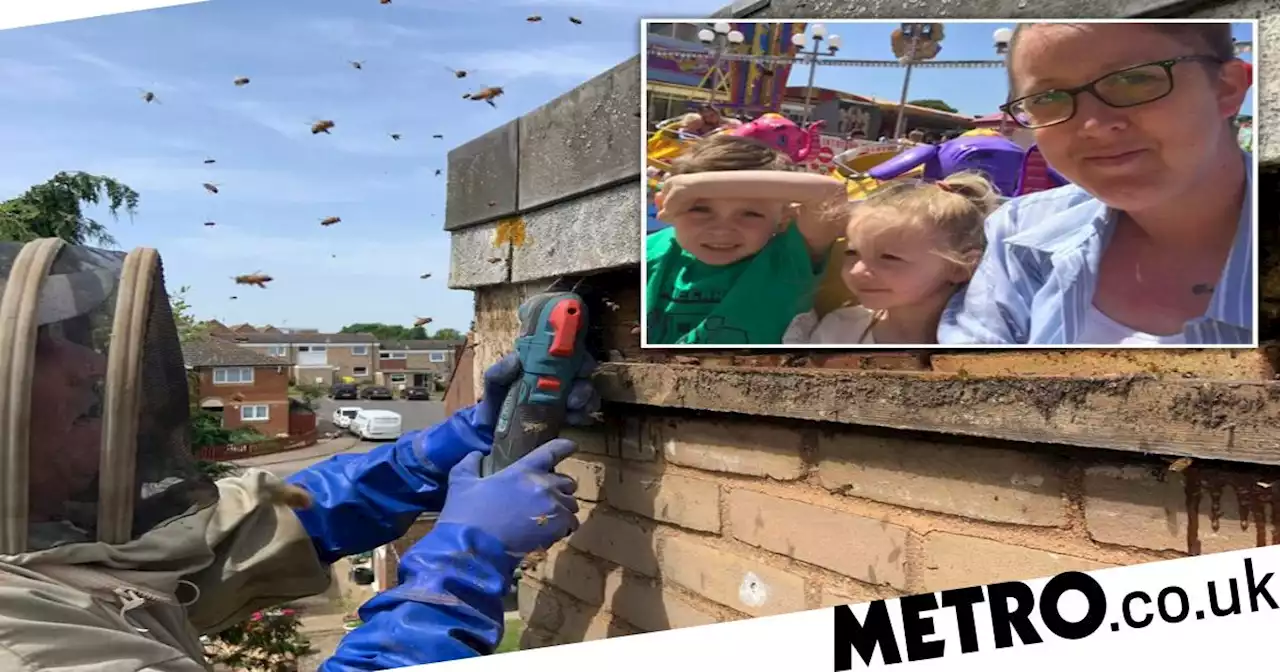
[234,273,273,288]
[150,0,531,337]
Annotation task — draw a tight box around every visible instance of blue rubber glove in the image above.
[438,439,581,555]
[420,352,600,477]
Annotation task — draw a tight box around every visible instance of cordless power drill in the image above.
[483,290,590,476]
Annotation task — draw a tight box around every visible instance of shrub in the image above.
[204,608,312,672]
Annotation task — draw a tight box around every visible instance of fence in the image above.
[197,428,320,462]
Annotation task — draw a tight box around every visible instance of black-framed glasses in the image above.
[1001,55,1224,129]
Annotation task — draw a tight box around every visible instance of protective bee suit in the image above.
[0,239,592,671]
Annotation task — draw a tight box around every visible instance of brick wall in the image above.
[517,410,1280,649]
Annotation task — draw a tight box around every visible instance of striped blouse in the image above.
[937,154,1254,345]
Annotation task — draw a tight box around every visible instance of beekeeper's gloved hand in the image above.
[438,439,581,555]
[418,353,600,476]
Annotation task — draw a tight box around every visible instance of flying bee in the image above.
[527,15,542,21]
[1168,457,1193,473]
[350,60,364,69]
[413,316,433,327]
[233,76,250,86]
[389,133,401,140]
[140,90,158,103]
[204,221,216,226]
[379,0,390,4]
[569,16,582,24]
[602,298,620,311]
[432,134,443,139]
[202,183,219,194]
[311,119,335,134]
[446,67,468,78]
[419,272,431,279]
[234,273,273,288]
[231,392,245,402]
[434,169,442,176]
[203,158,216,164]
[229,296,237,300]
[320,216,340,226]
[467,86,504,107]
[487,256,503,264]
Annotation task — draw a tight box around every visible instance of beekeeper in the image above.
[0,238,597,670]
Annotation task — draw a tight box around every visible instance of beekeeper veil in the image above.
[0,238,215,555]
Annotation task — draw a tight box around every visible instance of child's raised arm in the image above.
[658,171,849,259]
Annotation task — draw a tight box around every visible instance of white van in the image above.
[332,406,362,429]
[349,409,402,441]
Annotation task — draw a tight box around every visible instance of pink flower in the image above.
[250,612,263,622]
[281,609,295,617]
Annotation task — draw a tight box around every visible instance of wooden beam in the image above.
[594,363,1280,466]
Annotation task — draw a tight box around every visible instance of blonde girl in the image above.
[782,171,999,345]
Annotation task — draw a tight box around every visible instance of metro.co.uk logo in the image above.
[835,557,1278,668]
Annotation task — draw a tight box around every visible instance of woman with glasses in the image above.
[937,22,1253,345]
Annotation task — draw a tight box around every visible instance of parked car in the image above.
[400,386,430,400]
[329,383,358,400]
[349,409,402,441]
[360,385,393,400]
[332,406,362,429]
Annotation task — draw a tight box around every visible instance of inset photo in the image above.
[641,20,1258,348]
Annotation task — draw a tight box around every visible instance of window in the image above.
[266,346,287,357]
[428,352,446,363]
[353,366,368,376]
[213,367,253,384]
[351,345,368,356]
[312,346,326,352]
[240,404,269,421]
[296,345,327,352]
[379,352,407,360]
[297,346,309,352]
[390,374,406,383]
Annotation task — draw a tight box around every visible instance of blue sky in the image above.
[783,21,1254,116]
[0,0,727,333]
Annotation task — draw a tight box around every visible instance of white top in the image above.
[1076,305,1187,345]
[782,305,879,345]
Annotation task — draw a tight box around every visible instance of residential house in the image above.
[181,338,292,438]
[375,340,464,390]
[218,331,379,384]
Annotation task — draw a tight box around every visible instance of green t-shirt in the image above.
[645,224,826,345]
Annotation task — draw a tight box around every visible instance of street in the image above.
[233,399,446,478]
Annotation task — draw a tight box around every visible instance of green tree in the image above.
[907,98,958,114]
[170,285,210,344]
[430,328,463,341]
[0,171,138,247]
[340,322,430,341]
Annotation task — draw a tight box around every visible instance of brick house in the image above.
[181,338,293,438]
[375,340,464,390]
[218,331,379,385]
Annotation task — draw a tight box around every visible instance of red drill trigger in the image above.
[547,298,583,357]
